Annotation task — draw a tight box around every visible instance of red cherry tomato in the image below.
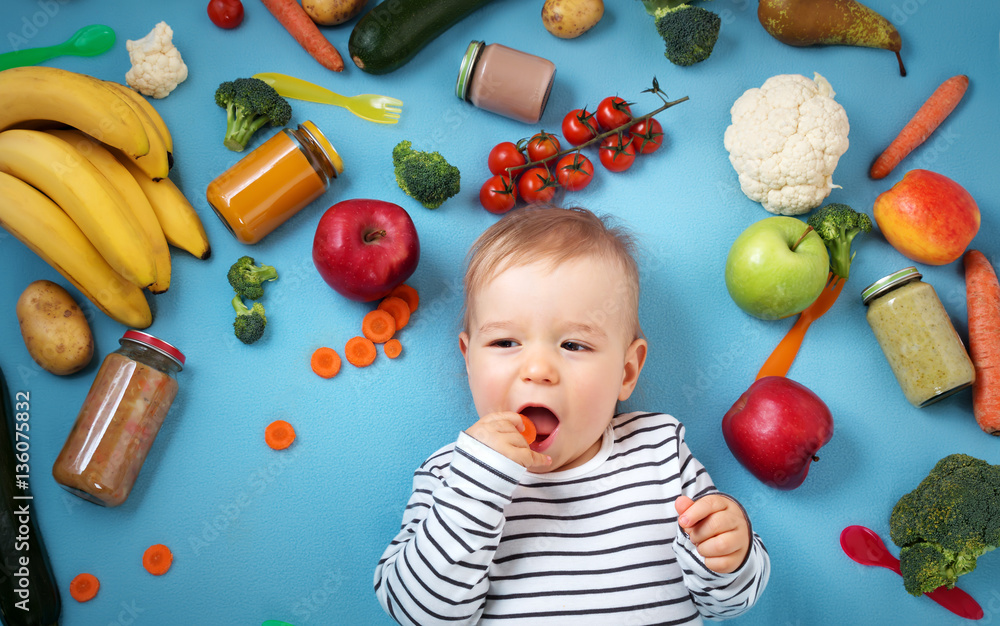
[561,109,598,146]
[526,132,560,166]
[487,141,527,178]
[629,118,664,154]
[599,134,637,173]
[480,175,517,214]
[518,167,557,204]
[208,0,244,29]
[596,96,633,132]
[555,153,594,192]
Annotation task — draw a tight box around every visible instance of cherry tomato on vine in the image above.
[599,134,637,173]
[596,96,633,132]
[555,154,594,191]
[518,167,557,204]
[487,141,527,178]
[526,132,560,166]
[561,109,599,146]
[207,0,244,29]
[629,118,664,154]
[480,175,517,214]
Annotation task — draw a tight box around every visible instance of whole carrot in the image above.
[870,75,969,179]
[260,0,345,72]
[964,249,1000,435]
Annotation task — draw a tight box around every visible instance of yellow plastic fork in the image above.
[252,72,402,124]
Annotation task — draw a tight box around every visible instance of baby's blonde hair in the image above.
[462,205,642,340]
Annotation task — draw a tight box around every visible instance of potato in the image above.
[542,0,604,39]
[16,280,94,376]
[302,0,368,26]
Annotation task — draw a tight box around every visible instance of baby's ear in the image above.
[458,332,471,371]
[619,338,648,401]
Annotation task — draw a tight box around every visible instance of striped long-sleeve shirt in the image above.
[374,411,770,625]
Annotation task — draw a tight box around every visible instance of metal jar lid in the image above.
[455,40,485,101]
[121,330,185,367]
[299,121,344,177]
[861,267,922,305]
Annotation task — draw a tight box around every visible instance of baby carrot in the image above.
[384,338,402,359]
[259,0,344,72]
[964,250,1000,435]
[520,414,537,444]
[870,75,969,180]
[69,573,99,602]
[388,283,419,313]
[345,336,377,367]
[142,544,173,576]
[378,296,411,330]
[311,347,341,378]
[265,419,296,450]
[362,309,396,344]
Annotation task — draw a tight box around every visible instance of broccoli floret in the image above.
[392,140,461,209]
[889,454,1000,596]
[215,77,292,152]
[806,203,873,280]
[653,4,722,66]
[227,255,277,300]
[232,295,267,345]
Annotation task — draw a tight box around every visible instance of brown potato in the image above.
[16,280,94,376]
[542,0,604,39]
[303,0,368,26]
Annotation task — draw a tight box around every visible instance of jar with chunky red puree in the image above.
[52,331,185,507]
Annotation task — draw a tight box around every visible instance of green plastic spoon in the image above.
[0,24,116,71]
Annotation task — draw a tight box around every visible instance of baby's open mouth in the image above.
[520,406,559,447]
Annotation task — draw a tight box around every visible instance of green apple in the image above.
[725,216,830,320]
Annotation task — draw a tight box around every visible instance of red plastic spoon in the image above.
[840,525,984,620]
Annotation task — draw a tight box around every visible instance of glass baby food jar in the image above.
[862,267,975,408]
[455,40,556,124]
[206,121,344,244]
[52,331,185,507]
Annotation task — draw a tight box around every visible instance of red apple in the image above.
[722,376,833,490]
[873,169,980,265]
[312,199,420,302]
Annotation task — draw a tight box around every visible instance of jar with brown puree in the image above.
[862,267,975,408]
[52,331,184,507]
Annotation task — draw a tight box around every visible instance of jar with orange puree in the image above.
[207,121,344,244]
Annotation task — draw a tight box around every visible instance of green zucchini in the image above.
[0,366,60,625]
[348,0,496,75]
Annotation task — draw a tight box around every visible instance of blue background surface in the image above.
[0,0,998,624]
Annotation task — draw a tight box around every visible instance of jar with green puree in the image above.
[862,267,975,407]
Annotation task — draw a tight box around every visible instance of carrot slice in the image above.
[388,283,419,312]
[311,346,341,378]
[378,296,411,330]
[70,573,99,602]
[142,544,173,576]
[265,419,296,450]
[362,309,396,343]
[345,336,376,367]
[519,414,537,444]
[384,338,402,359]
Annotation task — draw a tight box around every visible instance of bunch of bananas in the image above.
[0,66,211,329]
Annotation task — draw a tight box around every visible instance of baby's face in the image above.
[460,256,645,473]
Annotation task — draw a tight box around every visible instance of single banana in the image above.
[46,129,172,294]
[0,66,149,159]
[104,80,173,155]
[0,171,153,328]
[102,81,170,180]
[115,152,211,260]
[0,129,157,288]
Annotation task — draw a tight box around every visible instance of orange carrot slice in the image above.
[70,573,99,602]
[142,544,173,576]
[378,296,411,330]
[520,414,536,444]
[362,309,396,343]
[345,336,376,367]
[265,419,296,450]
[384,338,402,359]
[311,347,341,378]
[388,283,419,312]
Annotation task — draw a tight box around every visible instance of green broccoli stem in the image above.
[224,104,271,151]
[503,79,689,178]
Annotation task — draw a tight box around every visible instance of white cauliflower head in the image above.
[125,22,188,99]
[723,73,849,216]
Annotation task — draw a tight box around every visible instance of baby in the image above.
[375,205,769,625]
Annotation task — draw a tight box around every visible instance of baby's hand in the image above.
[675,494,750,574]
[466,411,552,469]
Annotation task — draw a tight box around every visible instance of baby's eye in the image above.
[561,341,589,352]
[489,339,517,348]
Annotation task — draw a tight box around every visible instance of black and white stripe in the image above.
[375,412,770,625]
